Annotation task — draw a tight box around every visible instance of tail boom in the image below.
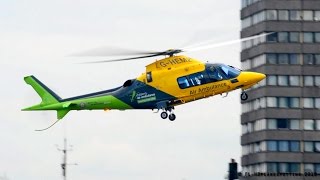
[23,76,132,119]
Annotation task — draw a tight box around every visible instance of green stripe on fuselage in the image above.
[24,95,132,111]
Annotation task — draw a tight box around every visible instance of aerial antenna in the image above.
[35,119,60,131]
[56,138,77,180]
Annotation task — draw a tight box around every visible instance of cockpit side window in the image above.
[177,77,190,89]
[189,72,206,86]
[206,66,223,82]
[218,64,240,79]
[177,72,207,89]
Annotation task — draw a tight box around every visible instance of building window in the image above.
[290,141,300,152]
[267,141,277,151]
[278,76,288,86]
[303,11,313,21]
[315,142,320,152]
[289,32,300,43]
[304,54,314,65]
[241,0,247,8]
[290,163,300,173]
[278,32,289,42]
[267,163,278,173]
[279,141,289,151]
[268,119,277,129]
[266,53,300,65]
[267,32,278,42]
[266,10,277,20]
[315,11,320,21]
[303,98,314,108]
[241,0,261,9]
[290,120,300,130]
[290,10,302,20]
[267,75,277,85]
[267,119,300,130]
[315,55,320,65]
[242,10,320,30]
[267,97,277,107]
[315,33,320,43]
[305,164,314,172]
[279,10,289,20]
[277,119,288,128]
[289,54,299,64]
[266,54,277,64]
[254,142,261,153]
[316,98,320,109]
[304,120,315,130]
[278,54,289,64]
[290,98,300,108]
[316,76,320,86]
[305,141,314,152]
[242,17,252,29]
[316,120,320,130]
[279,163,289,173]
[263,75,302,86]
[304,76,314,86]
[289,76,300,86]
[266,163,301,173]
[279,97,289,108]
[316,164,320,174]
[303,32,314,43]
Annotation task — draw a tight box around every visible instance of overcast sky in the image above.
[0,0,242,180]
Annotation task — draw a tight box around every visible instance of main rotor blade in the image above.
[71,46,161,57]
[182,33,273,52]
[80,53,165,64]
[79,49,183,64]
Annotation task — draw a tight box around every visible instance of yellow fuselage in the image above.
[136,55,265,104]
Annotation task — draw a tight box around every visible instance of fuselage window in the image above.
[177,77,190,89]
[189,72,206,86]
[146,72,152,83]
[207,66,223,82]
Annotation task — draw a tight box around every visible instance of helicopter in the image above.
[22,34,268,128]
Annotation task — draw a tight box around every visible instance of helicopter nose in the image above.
[253,72,266,83]
[238,71,266,86]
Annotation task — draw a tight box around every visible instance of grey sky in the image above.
[0,0,241,179]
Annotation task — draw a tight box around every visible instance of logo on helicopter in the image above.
[131,91,157,104]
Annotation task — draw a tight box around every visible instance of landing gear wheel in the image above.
[241,92,248,101]
[168,114,176,121]
[160,111,168,119]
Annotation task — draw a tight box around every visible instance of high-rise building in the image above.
[240,0,320,179]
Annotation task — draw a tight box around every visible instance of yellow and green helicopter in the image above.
[22,34,267,129]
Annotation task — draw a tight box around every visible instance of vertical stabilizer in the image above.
[24,75,61,105]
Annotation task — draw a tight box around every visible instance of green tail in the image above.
[22,75,70,119]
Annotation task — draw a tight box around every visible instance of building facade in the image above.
[240,0,320,179]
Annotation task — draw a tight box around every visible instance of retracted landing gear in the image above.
[241,91,248,101]
[159,107,176,121]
